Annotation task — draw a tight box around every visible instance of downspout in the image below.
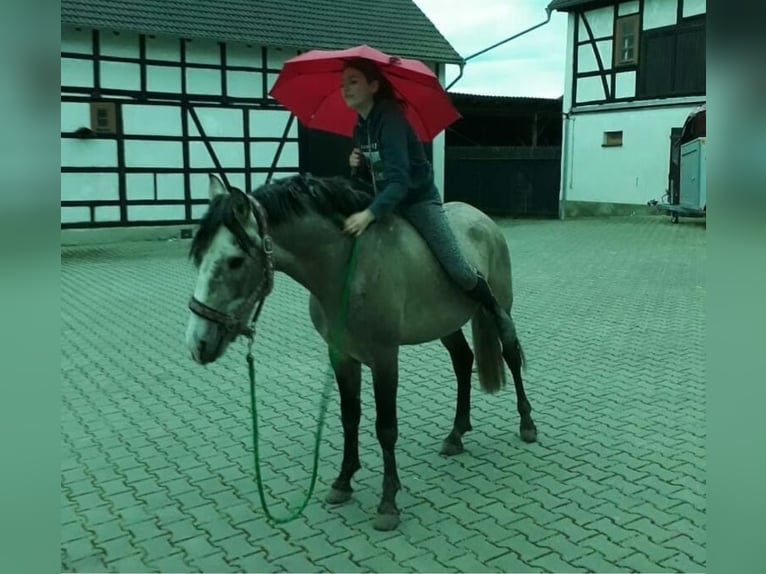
[447,6,553,91]
[559,111,572,219]
[446,62,465,91]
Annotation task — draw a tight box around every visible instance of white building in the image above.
[548,0,706,216]
[60,0,462,241]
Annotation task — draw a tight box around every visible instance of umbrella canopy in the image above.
[269,44,461,142]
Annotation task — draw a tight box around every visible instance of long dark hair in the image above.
[343,58,403,108]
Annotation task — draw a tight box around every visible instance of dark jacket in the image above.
[352,99,439,219]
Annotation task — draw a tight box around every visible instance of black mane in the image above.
[189,174,373,266]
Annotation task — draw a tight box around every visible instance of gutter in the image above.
[446,6,553,91]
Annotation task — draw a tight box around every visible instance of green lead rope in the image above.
[246,219,360,524]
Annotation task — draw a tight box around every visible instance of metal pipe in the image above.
[463,7,553,64]
[446,7,552,92]
[559,111,572,219]
[445,62,465,91]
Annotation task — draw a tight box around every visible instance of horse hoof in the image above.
[520,425,538,443]
[325,488,352,505]
[440,439,464,456]
[373,513,401,531]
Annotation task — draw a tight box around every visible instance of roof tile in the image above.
[61,0,464,64]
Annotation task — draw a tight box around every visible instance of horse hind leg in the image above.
[440,330,474,456]
[500,316,538,443]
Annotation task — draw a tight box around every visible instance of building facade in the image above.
[549,0,706,216]
[60,0,462,238]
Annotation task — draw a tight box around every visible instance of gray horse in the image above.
[186,173,537,531]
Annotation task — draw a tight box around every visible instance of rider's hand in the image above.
[343,209,375,237]
[349,148,363,169]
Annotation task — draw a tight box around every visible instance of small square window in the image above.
[614,14,640,67]
[90,102,117,134]
[603,130,623,147]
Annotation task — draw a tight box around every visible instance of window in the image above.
[90,102,117,134]
[603,131,623,147]
[614,15,640,67]
[637,21,706,98]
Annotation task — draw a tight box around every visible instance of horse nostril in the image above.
[199,341,207,355]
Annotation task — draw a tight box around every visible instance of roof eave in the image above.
[60,17,465,66]
[547,0,616,12]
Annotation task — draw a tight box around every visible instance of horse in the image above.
[185,172,537,531]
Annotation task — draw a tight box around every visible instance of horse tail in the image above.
[471,309,507,393]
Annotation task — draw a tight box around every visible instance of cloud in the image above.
[413,0,569,97]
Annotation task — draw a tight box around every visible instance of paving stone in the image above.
[140,535,178,563]
[537,533,590,562]
[187,553,238,573]
[664,534,706,563]
[357,552,409,573]
[622,533,677,564]
[177,533,222,559]
[146,552,193,572]
[276,552,329,573]
[66,552,110,574]
[487,549,538,573]
[108,554,155,573]
[660,551,706,573]
[580,533,633,563]
[97,536,142,563]
[617,551,674,573]
[528,551,584,574]
[402,552,455,573]
[460,533,510,562]
[60,520,91,544]
[412,534,463,562]
[61,536,101,564]
[622,516,676,544]
[544,515,597,543]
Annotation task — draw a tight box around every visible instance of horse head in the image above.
[185,174,274,364]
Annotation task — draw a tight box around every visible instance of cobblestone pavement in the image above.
[61,215,706,573]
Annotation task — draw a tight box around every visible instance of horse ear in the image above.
[230,187,252,227]
[208,174,227,200]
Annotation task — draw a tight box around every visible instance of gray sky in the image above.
[413,0,568,98]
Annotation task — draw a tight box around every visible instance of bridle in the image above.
[188,195,275,340]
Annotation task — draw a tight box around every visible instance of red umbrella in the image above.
[269,44,461,142]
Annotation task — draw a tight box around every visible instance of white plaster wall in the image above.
[566,103,703,205]
[618,0,640,16]
[432,62,446,199]
[683,0,706,17]
[643,0,678,30]
[562,12,576,112]
[61,26,303,226]
[576,76,606,103]
[614,71,636,98]
[579,5,614,38]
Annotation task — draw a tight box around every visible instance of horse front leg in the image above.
[325,350,362,505]
[371,350,401,531]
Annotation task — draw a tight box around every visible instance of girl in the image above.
[340,58,516,345]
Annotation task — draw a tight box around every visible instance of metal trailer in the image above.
[658,105,706,224]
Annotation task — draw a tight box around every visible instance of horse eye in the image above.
[228,257,245,270]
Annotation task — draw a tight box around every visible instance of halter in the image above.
[188,195,275,339]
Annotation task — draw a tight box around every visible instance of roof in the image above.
[547,0,615,11]
[450,92,563,104]
[449,92,563,116]
[61,0,464,65]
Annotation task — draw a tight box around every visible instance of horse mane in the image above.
[189,173,374,266]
